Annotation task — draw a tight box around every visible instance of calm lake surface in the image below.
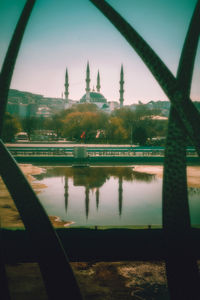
[35,165,200,227]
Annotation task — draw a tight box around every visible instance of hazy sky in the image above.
[0,0,200,105]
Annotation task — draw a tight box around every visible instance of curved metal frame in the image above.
[90,0,200,299]
[163,2,200,298]
[0,0,200,298]
[0,1,82,299]
[90,0,200,155]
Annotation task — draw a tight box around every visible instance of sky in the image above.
[0,0,200,105]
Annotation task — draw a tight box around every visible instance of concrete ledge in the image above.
[14,156,200,164]
[2,228,200,262]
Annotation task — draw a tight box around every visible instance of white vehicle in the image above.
[15,132,29,142]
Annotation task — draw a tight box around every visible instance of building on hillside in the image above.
[36,106,52,118]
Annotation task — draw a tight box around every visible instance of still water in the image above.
[35,166,200,227]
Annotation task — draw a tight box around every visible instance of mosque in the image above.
[7,62,125,118]
[64,62,125,112]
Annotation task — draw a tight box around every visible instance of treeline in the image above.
[3,103,168,145]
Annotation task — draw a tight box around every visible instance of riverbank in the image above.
[6,260,169,300]
[0,164,43,228]
[0,164,72,228]
[133,165,200,188]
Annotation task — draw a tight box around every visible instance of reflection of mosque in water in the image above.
[188,187,200,196]
[36,167,155,219]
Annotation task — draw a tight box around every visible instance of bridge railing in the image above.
[7,146,197,157]
[0,0,200,299]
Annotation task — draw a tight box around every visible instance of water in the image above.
[35,166,200,227]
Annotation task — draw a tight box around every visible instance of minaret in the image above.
[119,64,124,108]
[96,70,101,92]
[86,61,90,101]
[65,68,69,102]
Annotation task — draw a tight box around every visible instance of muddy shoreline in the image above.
[0,164,72,228]
[133,165,200,188]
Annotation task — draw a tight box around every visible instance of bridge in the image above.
[6,143,199,163]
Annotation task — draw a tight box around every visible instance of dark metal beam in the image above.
[163,1,200,299]
[0,0,83,297]
[2,228,200,263]
[0,2,36,298]
[89,1,200,299]
[0,0,35,136]
[89,0,200,156]
[0,140,83,299]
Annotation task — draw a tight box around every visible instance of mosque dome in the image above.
[80,92,107,103]
[64,62,124,110]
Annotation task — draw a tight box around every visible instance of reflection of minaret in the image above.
[85,185,90,219]
[119,64,124,108]
[65,68,69,102]
[96,70,101,92]
[118,176,123,216]
[64,176,69,213]
[96,188,100,210]
[86,61,91,101]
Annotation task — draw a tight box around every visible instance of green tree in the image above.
[62,110,108,142]
[21,117,38,139]
[111,106,160,144]
[106,117,128,143]
[62,111,84,140]
[81,111,107,142]
[2,112,21,142]
[51,114,64,138]
[132,126,147,145]
[75,103,98,112]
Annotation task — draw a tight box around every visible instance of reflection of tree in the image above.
[36,166,155,186]
[118,176,123,216]
[73,167,108,188]
[188,187,200,196]
[111,167,156,183]
[132,171,156,182]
